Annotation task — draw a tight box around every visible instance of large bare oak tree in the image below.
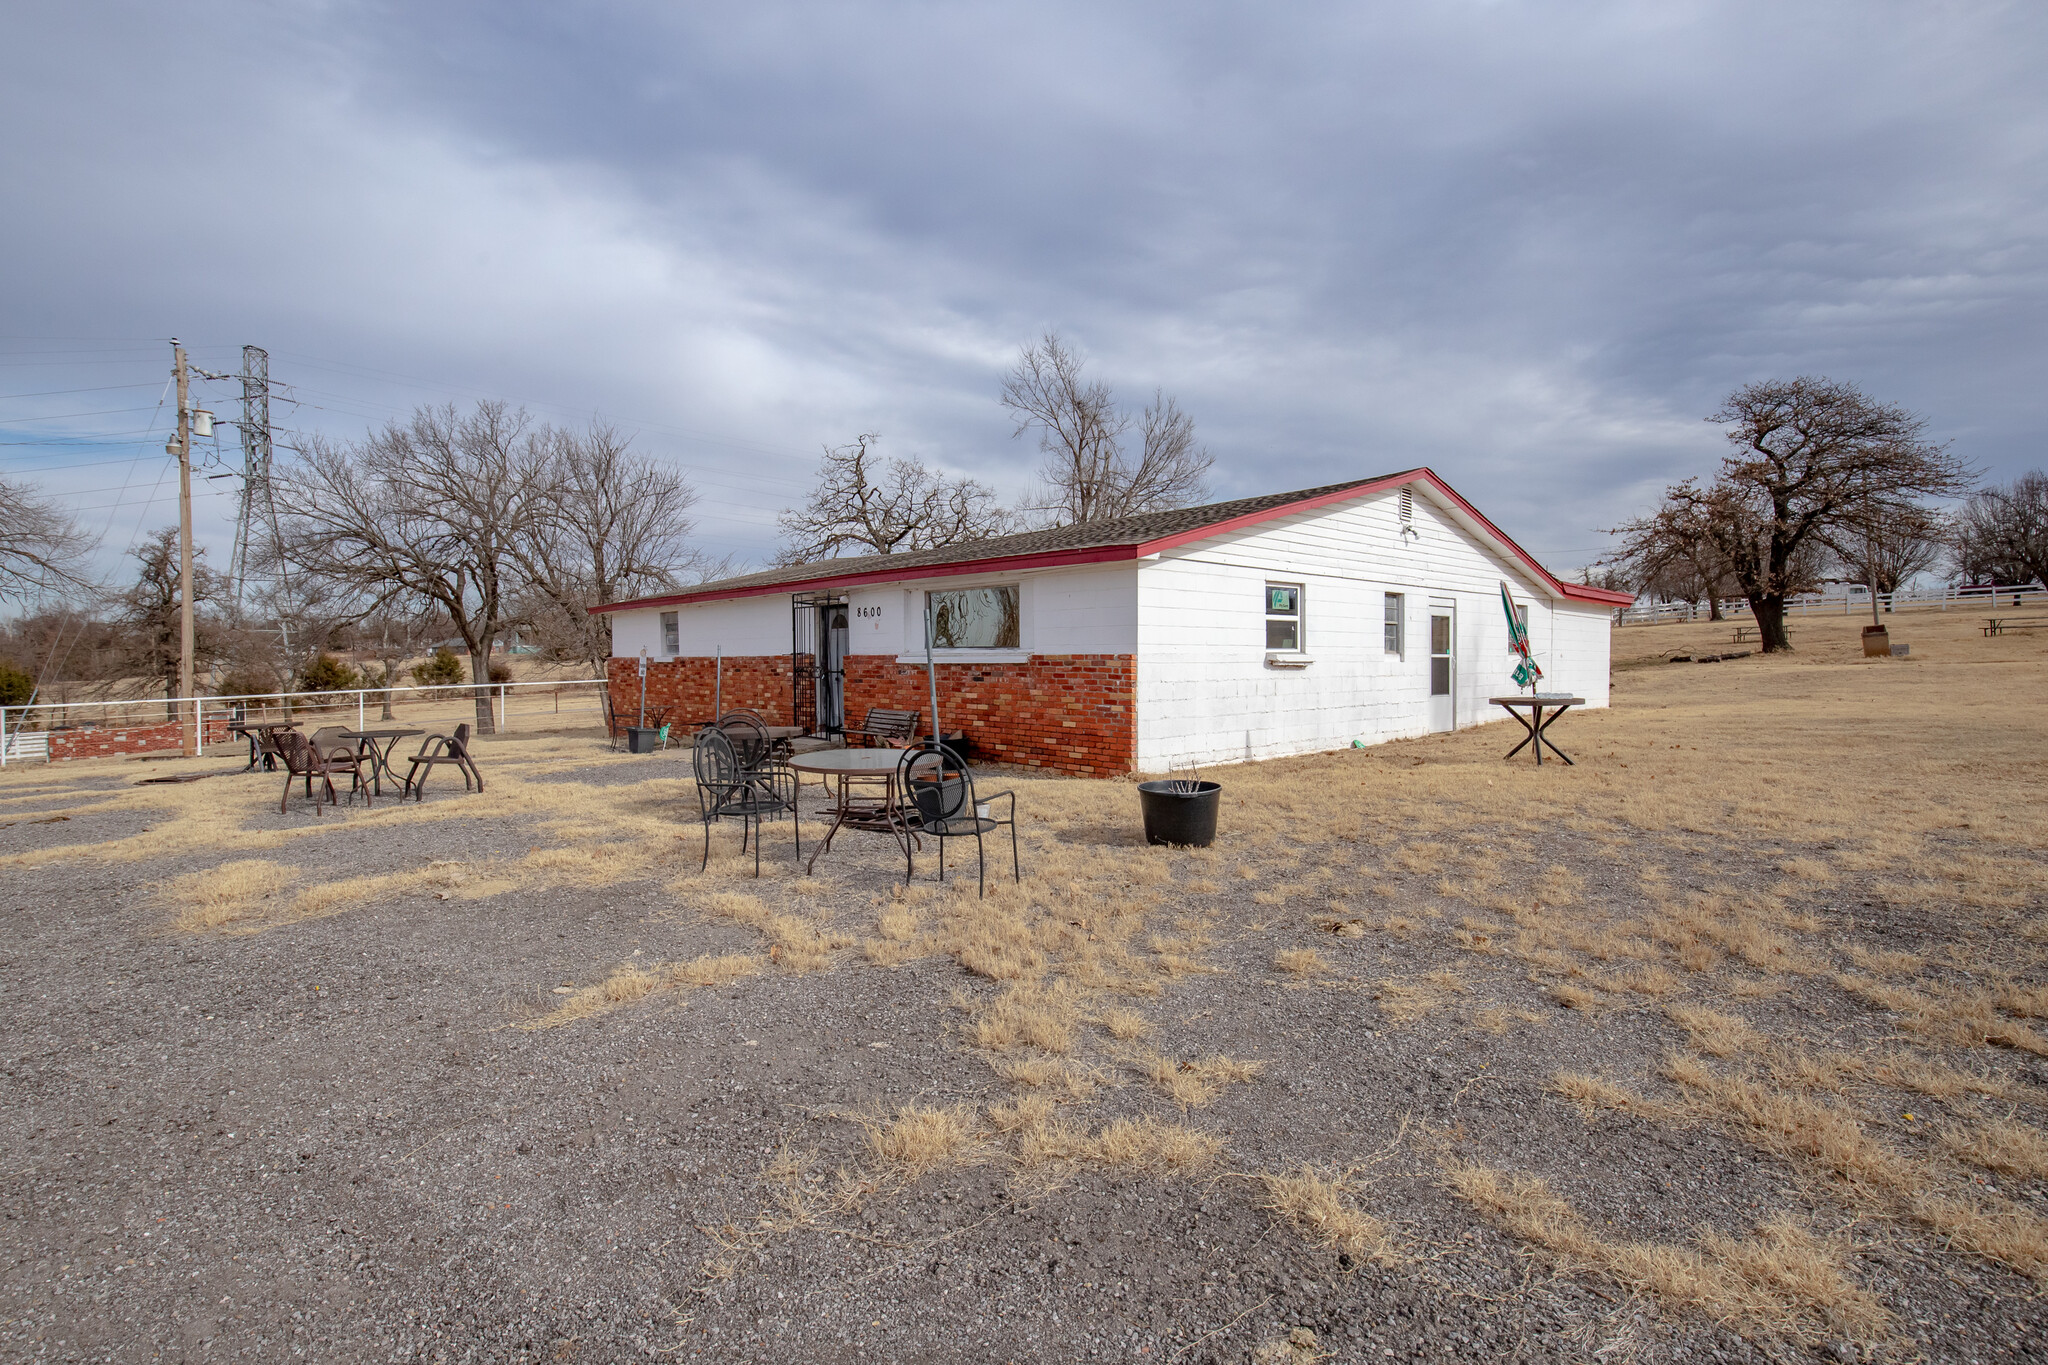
[1952,471,2048,589]
[279,402,554,734]
[1612,378,1971,651]
[1000,333,1211,525]
[0,476,93,604]
[776,433,1008,564]
[515,421,709,672]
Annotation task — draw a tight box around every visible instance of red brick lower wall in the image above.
[607,655,798,729]
[49,715,230,762]
[607,653,1137,777]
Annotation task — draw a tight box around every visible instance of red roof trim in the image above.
[591,466,1633,613]
[1411,470,1636,606]
[591,543,1146,611]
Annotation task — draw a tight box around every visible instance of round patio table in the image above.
[341,727,425,796]
[1489,695,1584,766]
[786,748,916,876]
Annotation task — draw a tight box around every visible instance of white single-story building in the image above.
[593,468,1631,776]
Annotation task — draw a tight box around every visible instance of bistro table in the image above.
[1489,694,1584,766]
[785,748,917,876]
[340,727,425,796]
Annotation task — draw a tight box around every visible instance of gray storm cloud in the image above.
[2,0,2042,578]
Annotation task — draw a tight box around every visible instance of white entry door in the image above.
[1427,603,1455,732]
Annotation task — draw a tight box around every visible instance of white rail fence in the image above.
[1,677,609,767]
[1616,583,2046,627]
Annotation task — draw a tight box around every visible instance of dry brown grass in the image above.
[1940,1118,2048,1180]
[519,953,762,1029]
[989,1054,1104,1098]
[1012,1114,1222,1172]
[1663,1053,2048,1279]
[1257,1165,1399,1264]
[1666,1005,1763,1057]
[1374,979,1444,1024]
[1550,1072,1664,1119]
[1130,1050,1265,1107]
[1273,946,1330,977]
[858,1105,982,1177]
[1444,1160,1886,1337]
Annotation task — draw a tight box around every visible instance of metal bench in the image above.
[843,707,922,748]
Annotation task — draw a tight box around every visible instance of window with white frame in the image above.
[926,585,1020,649]
[1384,592,1404,655]
[1265,583,1302,651]
[660,611,680,656]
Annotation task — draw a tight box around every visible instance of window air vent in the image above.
[1398,488,1414,523]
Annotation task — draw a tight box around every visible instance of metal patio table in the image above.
[785,748,918,876]
[1489,695,1584,766]
[340,727,425,796]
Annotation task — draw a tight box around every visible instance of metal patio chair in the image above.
[399,722,485,802]
[896,741,1018,897]
[278,729,369,815]
[691,727,799,877]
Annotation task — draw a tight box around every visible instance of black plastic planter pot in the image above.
[1137,780,1222,847]
[626,726,662,754]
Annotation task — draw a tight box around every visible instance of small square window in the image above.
[1265,583,1302,651]
[660,611,680,656]
[1384,592,1404,655]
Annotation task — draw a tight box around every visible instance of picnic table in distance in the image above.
[1489,694,1584,766]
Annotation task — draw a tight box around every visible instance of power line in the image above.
[0,383,166,399]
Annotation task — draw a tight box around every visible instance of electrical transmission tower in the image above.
[228,344,280,615]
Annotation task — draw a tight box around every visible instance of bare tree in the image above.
[1001,333,1212,525]
[1952,471,2048,589]
[113,528,223,716]
[1821,501,1946,617]
[1603,494,1740,620]
[776,433,1009,565]
[0,476,93,604]
[278,402,554,734]
[1612,378,1971,652]
[513,421,710,672]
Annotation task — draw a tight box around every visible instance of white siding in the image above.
[1134,484,1610,768]
[610,598,789,660]
[609,564,1139,662]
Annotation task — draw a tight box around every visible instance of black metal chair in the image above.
[691,727,799,876]
[400,722,484,802]
[896,742,1018,897]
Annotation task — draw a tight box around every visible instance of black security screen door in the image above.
[790,593,848,734]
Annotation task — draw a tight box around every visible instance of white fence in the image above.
[0,677,608,767]
[1616,583,2047,627]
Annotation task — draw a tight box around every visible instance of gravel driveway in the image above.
[2,723,2043,1364]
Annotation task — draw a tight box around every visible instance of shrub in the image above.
[411,647,466,687]
[214,666,280,701]
[296,652,361,694]
[488,661,513,684]
[0,660,33,708]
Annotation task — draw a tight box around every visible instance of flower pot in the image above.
[1137,780,1222,847]
[1861,625,1891,658]
[627,725,662,753]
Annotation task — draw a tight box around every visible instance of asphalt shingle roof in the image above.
[603,474,1405,610]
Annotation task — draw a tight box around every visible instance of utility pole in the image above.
[167,341,199,756]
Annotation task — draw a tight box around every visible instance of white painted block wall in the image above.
[1134,485,1610,769]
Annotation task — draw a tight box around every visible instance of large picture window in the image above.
[1265,583,1302,651]
[926,585,1020,650]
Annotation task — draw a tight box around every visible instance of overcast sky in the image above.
[3,1,2043,592]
